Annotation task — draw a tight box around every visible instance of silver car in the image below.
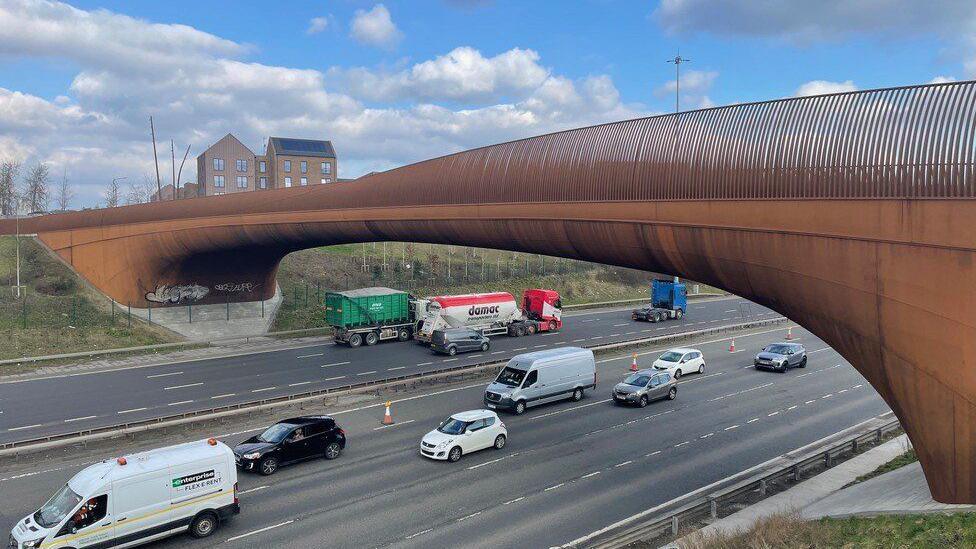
[611,369,677,407]
[754,342,807,372]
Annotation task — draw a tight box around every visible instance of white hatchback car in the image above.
[420,410,507,462]
[652,347,706,379]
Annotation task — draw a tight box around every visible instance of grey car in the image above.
[431,328,490,356]
[754,342,807,372]
[611,369,677,407]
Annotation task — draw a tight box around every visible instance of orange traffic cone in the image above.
[382,401,394,425]
[786,326,794,340]
[729,338,736,353]
[630,353,639,372]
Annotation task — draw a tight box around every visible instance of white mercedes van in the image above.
[8,438,239,549]
[483,347,597,415]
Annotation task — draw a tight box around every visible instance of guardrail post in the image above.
[226,297,230,321]
[824,451,832,467]
[876,428,882,443]
[852,438,858,453]
[793,465,800,482]
[262,299,265,318]
[188,302,192,323]
[147,301,152,323]
[709,497,718,519]
[671,515,679,535]
[127,302,131,328]
[759,479,767,496]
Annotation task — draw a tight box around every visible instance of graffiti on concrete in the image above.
[145,284,210,304]
[214,282,259,293]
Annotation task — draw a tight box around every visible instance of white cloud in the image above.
[0,1,644,206]
[307,16,328,35]
[655,69,718,110]
[794,79,858,97]
[350,4,402,49]
[929,75,956,84]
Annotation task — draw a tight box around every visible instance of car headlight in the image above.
[23,538,44,548]
[243,452,262,460]
[436,439,453,448]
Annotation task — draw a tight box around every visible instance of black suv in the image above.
[233,416,346,475]
[430,328,490,356]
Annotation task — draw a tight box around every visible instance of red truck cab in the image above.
[521,289,563,331]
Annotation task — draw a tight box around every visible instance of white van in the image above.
[9,438,239,549]
[483,347,597,415]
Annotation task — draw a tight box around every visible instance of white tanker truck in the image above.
[414,289,562,343]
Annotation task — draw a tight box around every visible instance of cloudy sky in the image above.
[1,0,975,206]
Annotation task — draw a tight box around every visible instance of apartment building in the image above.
[196,133,338,196]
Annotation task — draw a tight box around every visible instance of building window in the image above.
[237,176,247,189]
[259,161,266,173]
[213,175,224,188]
[236,159,248,172]
[325,178,332,183]
[284,160,291,172]
[300,177,308,186]
[321,162,332,175]
[215,191,224,196]
[213,158,224,171]
[320,178,326,185]
[300,161,307,174]
[284,176,292,187]
[259,177,268,189]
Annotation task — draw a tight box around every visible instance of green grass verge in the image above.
[848,447,918,487]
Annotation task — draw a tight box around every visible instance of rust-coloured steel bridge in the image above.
[2,82,975,503]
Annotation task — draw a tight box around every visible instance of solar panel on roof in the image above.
[278,139,327,153]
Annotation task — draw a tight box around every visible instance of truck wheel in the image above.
[365,332,379,346]
[398,328,410,341]
[515,325,526,337]
[548,320,557,331]
[348,334,363,348]
[189,511,219,538]
[526,324,536,335]
[676,309,683,319]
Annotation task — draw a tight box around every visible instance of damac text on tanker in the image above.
[469,305,501,315]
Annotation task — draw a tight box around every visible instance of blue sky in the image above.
[0,0,973,206]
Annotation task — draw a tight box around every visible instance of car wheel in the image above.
[799,357,807,368]
[398,328,410,341]
[324,442,342,460]
[448,346,457,356]
[698,363,705,374]
[365,332,379,346]
[189,512,219,538]
[675,309,683,319]
[258,457,278,476]
[638,395,648,408]
[668,387,677,400]
[481,342,489,352]
[494,434,506,450]
[348,333,362,348]
[674,369,682,379]
[514,400,526,415]
[548,320,557,331]
[447,446,462,462]
[572,388,583,401]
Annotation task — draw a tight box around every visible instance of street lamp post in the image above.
[15,212,20,298]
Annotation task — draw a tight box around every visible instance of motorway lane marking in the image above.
[289,381,313,387]
[797,364,843,378]
[406,529,433,540]
[251,387,277,393]
[787,405,798,410]
[457,511,482,522]
[118,407,147,414]
[387,366,406,371]
[646,450,662,457]
[614,460,633,467]
[808,347,831,354]
[146,371,182,378]
[64,415,96,423]
[321,361,351,368]
[544,483,565,492]
[503,497,525,505]
[491,351,505,355]
[373,419,416,431]
[297,353,323,359]
[226,520,294,543]
[582,318,598,322]
[838,389,848,393]
[700,433,714,439]
[708,383,773,402]
[530,399,611,419]
[591,336,604,340]
[580,471,601,479]
[238,485,268,495]
[357,371,377,375]
[513,347,528,351]
[724,310,737,313]
[613,323,629,327]
[417,361,433,366]
[724,425,740,431]
[211,393,235,399]
[469,354,483,358]
[164,382,204,390]
[442,358,458,362]
[768,411,780,416]
[747,418,760,423]
[467,452,520,470]
[823,394,833,399]
[674,441,691,447]
[573,338,586,342]
[8,424,41,431]
[167,400,193,406]
[533,344,546,348]
[324,376,346,381]
[609,333,621,337]
[853,384,863,389]
[805,400,816,404]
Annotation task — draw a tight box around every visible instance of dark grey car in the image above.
[431,328,490,356]
[611,369,677,407]
[754,342,807,372]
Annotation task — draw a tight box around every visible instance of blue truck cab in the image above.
[632,279,687,322]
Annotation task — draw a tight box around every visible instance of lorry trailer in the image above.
[325,287,418,347]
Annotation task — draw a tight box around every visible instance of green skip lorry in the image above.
[324,287,416,347]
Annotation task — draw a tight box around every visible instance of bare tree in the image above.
[55,169,74,211]
[22,161,50,214]
[103,178,121,208]
[0,161,19,217]
[125,175,155,205]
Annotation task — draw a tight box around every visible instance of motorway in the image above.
[0,296,775,444]
[0,324,890,548]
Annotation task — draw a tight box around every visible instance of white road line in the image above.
[708,382,773,402]
[324,376,346,381]
[320,361,350,368]
[544,483,565,492]
[469,354,483,358]
[387,366,406,371]
[674,441,691,447]
[457,511,482,522]
[442,358,459,362]
[573,339,586,342]
[724,425,740,431]
[357,371,377,376]
[405,529,433,540]
[164,382,204,390]
[168,400,193,406]
[646,450,662,457]
[8,424,40,431]
[533,344,546,348]
[417,362,433,366]
[211,394,235,399]
[288,381,313,387]
[580,471,601,479]
[238,485,268,495]
[297,353,323,359]
[531,399,611,420]
[747,418,759,423]
[591,336,604,340]
[807,347,831,354]
[491,351,505,355]
[822,394,833,399]
[609,333,621,337]
[724,310,737,313]
[615,461,633,467]
[838,389,848,393]
[226,520,294,543]
[613,323,629,327]
[146,371,182,378]
[251,387,276,393]
[700,433,714,439]
[513,347,528,351]
[787,405,798,410]
[853,384,863,389]
[64,415,96,423]
[118,407,147,414]
[467,453,520,470]
[805,400,816,404]
[373,419,416,431]
[768,411,780,416]
[582,318,598,322]
[503,497,525,505]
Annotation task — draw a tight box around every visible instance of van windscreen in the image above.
[496,366,527,387]
[34,484,82,528]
